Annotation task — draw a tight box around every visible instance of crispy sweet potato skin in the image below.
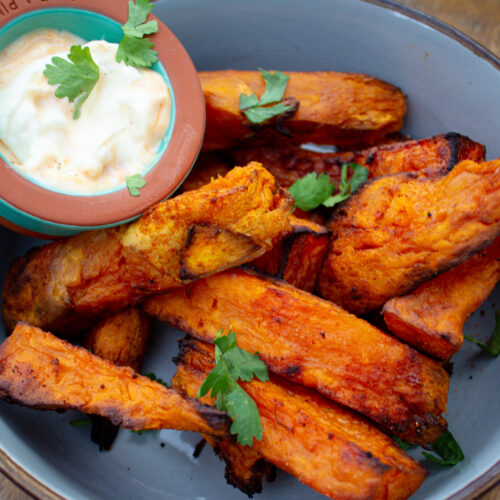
[228,133,485,188]
[145,268,448,443]
[251,216,330,292]
[200,70,406,151]
[173,338,427,500]
[84,307,152,450]
[2,164,292,334]
[202,433,276,497]
[318,158,500,315]
[383,236,500,360]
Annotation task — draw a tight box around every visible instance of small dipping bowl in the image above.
[0,0,205,238]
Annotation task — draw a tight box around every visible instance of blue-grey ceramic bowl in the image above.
[0,0,499,499]
[0,3,204,239]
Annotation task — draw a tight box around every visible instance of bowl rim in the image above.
[0,0,205,228]
[0,0,499,499]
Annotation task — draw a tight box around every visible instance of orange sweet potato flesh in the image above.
[200,70,406,151]
[84,307,152,450]
[0,322,230,436]
[318,158,500,315]
[84,307,151,372]
[228,133,485,188]
[251,215,330,292]
[383,236,500,360]
[144,268,449,443]
[173,338,427,500]
[1,164,292,335]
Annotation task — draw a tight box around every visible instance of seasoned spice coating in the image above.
[318,158,500,314]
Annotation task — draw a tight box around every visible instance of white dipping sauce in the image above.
[0,29,171,194]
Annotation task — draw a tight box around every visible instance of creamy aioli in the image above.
[0,29,171,194]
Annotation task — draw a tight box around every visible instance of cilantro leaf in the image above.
[258,68,290,105]
[219,385,263,446]
[239,69,293,124]
[43,45,99,120]
[144,372,168,387]
[288,172,335,211]
[126,174,147,196]
[123,0,156,37]
[422,430,465,466]
[197,330,269,446]
[391,435,412,451]
[116,35,158,68]
[117,0,159,68]
[289,163,369,211]
[464,310,500,356]
[70,418,92,427]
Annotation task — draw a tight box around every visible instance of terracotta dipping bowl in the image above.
[0,0,205,238]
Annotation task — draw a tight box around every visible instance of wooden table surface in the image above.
[1,1,500,499]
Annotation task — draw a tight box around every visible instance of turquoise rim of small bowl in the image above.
[0,7,176,198]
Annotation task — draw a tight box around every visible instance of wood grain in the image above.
[1,1,500,499]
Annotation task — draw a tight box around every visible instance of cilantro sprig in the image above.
[116,0,159,68]
[144,372,168,387]
[197,330,269,446]
[422,431,465,466]
[289,163,369,211]
[240,69,294,124]
[465,310,500,357]
[392,430,465,467]
[126,174,147,196]
[43,45,100,120]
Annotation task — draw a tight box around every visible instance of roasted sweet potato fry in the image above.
[228,133,485,188]
[0,323,229,436]
[144,268,449,443]
[173,338,427,500]
[251,215,330,292]
[383,236,500,360]
[2,164,292,334]
[84,307,152,450]
[200,70,406,150]
[318,158,500,315]
[179,152,231,193]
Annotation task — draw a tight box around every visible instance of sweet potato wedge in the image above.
[0,322,230,436]
[383,236,500,360]
[84,307,152,450]
[173,338,427,500]
[250,215,330,292]
[2,164,292,334]
[144,267,449,443]
[318,157,500,315]
[228,133,485,188]
[200,70,406,150]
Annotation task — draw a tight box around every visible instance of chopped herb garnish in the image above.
[70,418,92,427]
[422,430,465,466]
[43,45,100,120]
[126,173,147,196]
[392,435,412,451]
[144,372,168,387]
[464,310,500,357]
[116,0,159,68]
[197,329,269,446]
[239,69,293,124]
[289,163,368,211]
